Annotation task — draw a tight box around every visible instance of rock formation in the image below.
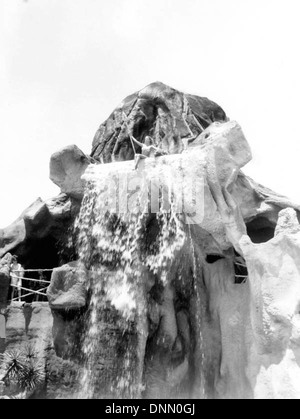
[91,81,227,163]
[0,82,300,399]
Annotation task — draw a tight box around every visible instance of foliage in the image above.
[0,343,45,394]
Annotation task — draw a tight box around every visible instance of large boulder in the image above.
[50,145,95,199]
[47,262,88,310]
[47,262,88,360]
[22,199,52,239]
[0,219,26,260]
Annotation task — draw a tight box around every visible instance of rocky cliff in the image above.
[0,82,300,399]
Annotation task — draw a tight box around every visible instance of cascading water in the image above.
[75,163,146,399]
[75,150,208,398]
[188,225,207,399]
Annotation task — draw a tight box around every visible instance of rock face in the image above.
[0,254,12,353]
[91,81,227,162]
[50,145,95,199]
[75,112,300,399]
[239,210,300,399]
[0,254,12,306]
[47,262,87,310]
[1,82,300,399]
[0,195,74,281]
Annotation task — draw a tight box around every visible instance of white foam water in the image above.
[76,149,207,398]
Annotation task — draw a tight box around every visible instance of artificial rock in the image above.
[0,82,299,400]
[47,261,88,310]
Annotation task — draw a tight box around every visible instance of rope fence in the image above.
[8,258,249,302]
[10,284,49,297]
[10,287,48,302]
[9,268,53,302]
[11,269,55,273]
[10,275,51,284]
[235,263,247,268]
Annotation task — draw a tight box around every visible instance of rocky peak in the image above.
[91,81,227,162]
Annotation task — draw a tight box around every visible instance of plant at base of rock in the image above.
[0,345,45,397]
[24,343,38,361]
[18,360,45,391]
[0,349,26,384]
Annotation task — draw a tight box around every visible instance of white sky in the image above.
[0,0,299,228]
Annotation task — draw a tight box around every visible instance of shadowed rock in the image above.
[0,253,13,305]
[0,195,72,274]
[91,81,227,162]
[47,262,87,310]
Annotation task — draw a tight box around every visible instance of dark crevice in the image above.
[206,254,225,264]
[246,217,276,244]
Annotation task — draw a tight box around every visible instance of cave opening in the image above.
[246,217,276,244]
[132,113,155,144]
[10,236,60,303]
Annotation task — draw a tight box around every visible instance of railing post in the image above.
[0,311,6,354]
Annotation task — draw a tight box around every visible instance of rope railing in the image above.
[235,263,247,268]
[10,284,49,297]
[11,268,55,273]
[9,267,56,303]
[10,287,48,302]
[10,275,51,284]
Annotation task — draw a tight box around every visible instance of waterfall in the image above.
[188,225,207,398]
[75,154,197,398]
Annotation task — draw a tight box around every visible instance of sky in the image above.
[0,0,299,228]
